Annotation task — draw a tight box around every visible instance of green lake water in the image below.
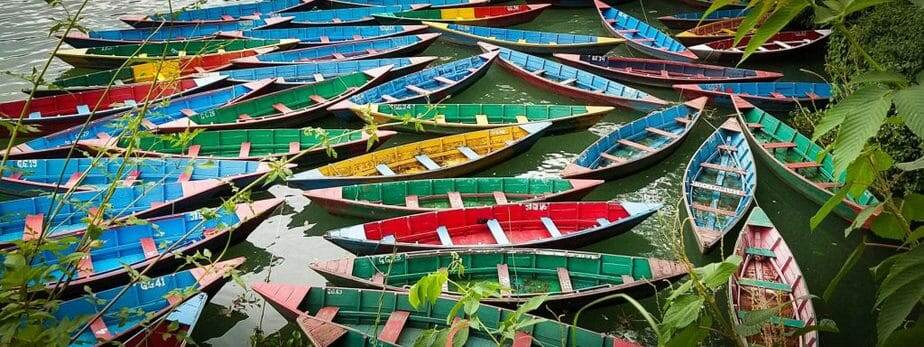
[0,0,890,345]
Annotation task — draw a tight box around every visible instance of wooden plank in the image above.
[557,267,573,292]
[436,226,453,246]
[376,164,396,176]
[123,170,140,187]
[621,275,636,284]
[180,108,197,117]
[497,264,511,295]
[691,202,737,217]
[297,315,347,347]
[23,214,43,241]
[64,172,82,188]
[513,331,533,347]
[415,154,441,171]
[238,142,252,158]
[646,127,680,139]
[617,139,654,152]
[474,114,489,125]
[717,145,737,152]
[458,146,481,160]
[785,161,821,170]
[381,94,400,102]
[559,78,576,86]
[371,272,385,284]
[599,152,627,163]
[815,181,841,190]
[747,122,764,128]
[675,117,692,124]
[378,311,410,344]
[530,69,545,76]
[140,237,159,257]
[405,195,419,208]
[691,181,746,196]
[309,95,328,104]
[540,217,562,238]
[89,317,114,341]
[492,191,508,205]
[187,144,201,158]
[313,73,325,82]
[319,36,330,43]
[434,76,455,85]
[273,103,294,114]
[177,170,192,182]
[447,191,464,209]
[78,255,94,278]
[486,219,511,245]
[405,84,429,95]
[761,142,796,150]
[316,306,339,321]
[515,115,529,124]
[700,162,744,174]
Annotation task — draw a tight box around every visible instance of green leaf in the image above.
[732,0,773,46]
[883,315,924,347]
[412,329,440,347]
[894,84,924,138]
[811,188,848,230]
[788,318,840,337]
[661,295,704,330]
[830,86,893,175]
[847,203,882,236]
[877,274,924,344]
[851,71,909,86]
[699,0,742,22]
[842,0,895,17]
[696,255,742,290]
[902,194,924,221]
[877,246,924,306]
[908,226,924,243]
[665,320,710,347]
[813,107,847,141]
[823,238,865,302]
[895,156,924,171]
[514,295,547,316]
[740,0,810,63]
[871,212,906,240]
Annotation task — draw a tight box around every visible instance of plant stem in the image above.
[834,22,885,72]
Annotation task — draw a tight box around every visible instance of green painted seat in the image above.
[737,311,805,328]
[738,278,791,292]
[745,247,775,258]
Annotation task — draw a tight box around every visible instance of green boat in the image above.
[303,177,603,219]
[355,103,614,134]
[253,284,643,346]
[309,248,687,310]
[53,39,297,69]
[155,67,391,132]
[734,101,878,222]
[78,128,397,165]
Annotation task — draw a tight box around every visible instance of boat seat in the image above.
[738,278,792,292]
[436,226,453,246]
[634,38,655,42]
[530,69,545,76]
[121,169,140,187]
[540,217,563,238]
[466,68,479,73]
[28,111,41,119]
[700,162,744,175]
[177,170,192,182]
[176,51,187,57]
[238,142,252,158]
[458,146,481,160]
[371,272,385,284]
[406,84,429,95]
[8,172,22,180]
[180,108,197,117]
[381,94,400,102]
[559,78,576,86]
[773,40,793,49]
[289,142,301,154]
[140,237,159,257]
[352,35,362,40]
[747,123,763,129]
[332,53,346,60]
[513,331,533,347]
[815,181,841,189]
[785,161,821,170]
[736,311,805,329]
[187,144,201,158]
[617,29,638,34]
[23,214,43,241]
[378,311,410,344]
[297,314,347,347]
[621,275,636,284]
[309,95,328,104]
[769,92,787,99]
[76,104,91,115]
[646,127,680,139]
[762,142,796,150]
[599,152,627,164]
[433,115,446,124]
[365,48,378,54]
[596,218,611,227]
[605,19,616,24]
[515,115,529,124]
[64,172,82,188]
[617,139,654,152]
[434,76,455,85]
[272,103,294,114]
[447,191,464,209]
[381,235,396,244]
[691,181,747,196]
[557,267,573,292]
[486,219,511,245]
[78,254,94,278]
[313,73,325,82]
[805,91,821,99]
[474,114,489,125]
[717,145,737,152]
[237,114,253,121]
[415,154,441,171]
[376,164,396,176]
[316,306,340,322]
[691,202,737,217]
[492,191,508,205]
[89,317,114,341]
[757,46,769,52]
[319,36,330,43]
[405,195,419,208]
[123,99,137,107]
[745,247,776,258]
[497,264,511,295]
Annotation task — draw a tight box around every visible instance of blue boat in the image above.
[675,82,833,112]
[209,56,436,84]
[232,34,440,66]
[62,18,289,48]
[683,118,756,253]
[286,5,423,26]
[658,8,750,29]
[57,258,242,345]
[562,97,708,180]
[122,292,209,346]
[478,42,669,112]
[328,0,488,9]
[0,181,226,246]
[0,158,277,196]
[228,25,427,46]
[119,0,316,27]
[22,198,279,294]
[327,51,498,119]
[424,21,624,54]
[594,0,697,62]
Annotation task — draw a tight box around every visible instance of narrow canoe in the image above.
[678,0,747,10]
[658,8,749,30]
[526,0,613,8]
[122,292,208,347]
[353,103,613,134]
[22,198,279,296]
[479,43,669,112]
[221,25,428,47]
[287,123,550,189]
[424,21,624,54]
[729,207,818,347]
[304,177,604,218]
[594,0,697,62]
[0,76,223,135]
[156,67,391,132]
[690,30,833,62]
[373,4,550,27]
[327,52,497,119]
[323,201,660,255]
[310,248,687,310]
[62,18,291,48]
[59,258,242,346]
[675,82,832,112]
[55,39,298,69]
[553,53,782,87]
[231,34,439,66]
[80,128,396,166]
[0,158,277,196]
[682,118,756,253]
[562,97,708,180]
[253,284,643,346]
[0,180,226,247]
[328,0,489,9]
[206,56,437,84]
[734,100,878,223]
[676,18,748,45]
[119,0,316,27]
[285,5,427,26]
[4,80,276,159]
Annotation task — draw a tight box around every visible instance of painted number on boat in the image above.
[140,276,166,290]
[15,160,37,168]
[326,288,343,295]
[524,203,549,211]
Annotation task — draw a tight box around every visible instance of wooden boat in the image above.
[220,25,427,47]
[61,18,291,48]
[674,82,832,112]
[424,21,623,54]
[310,248,687,310]
[553,53,782,87]
[479,43,668,112]
[58,258,243,345]
[525,0,607,8]
[729,207,818,347]
[286,5,428,26]
[206,56,437,84]
[323,201,660,255]
[119,0,315,27]
[658,8,749,30]
[327,52,497,119]
[24,198,278,296]
[678,0,747,10]
[253,284,643,346]
[286,122,549,189]
[682,118,756,253]
[4,80,276,159]
[676,18,749,45]
[122,292,208,347]
[55,39,298,69]
[690,30,833,62]
[328,0,489,9]
[156,67,390,132]
[0,180,226,247]
[0,158,278,196]
[734,100,878,223]
[562,97,707,180]
[80,128,397,166]
[352,103,613,134]
[373,4,550,27]
[0,76,223,135]
[594,0,697,62]
[231,34,439,66]
[303,177,604,218]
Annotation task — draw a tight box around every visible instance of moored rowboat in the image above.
[658,8,749,30]
[674,82,832,112]
[328,0,489,9]
[285,5,427,26]
[55,39,298,69]
[220,25,428,47]
[690,30,833,62]
[62,18,290,48]
[208,56,437,84]
[424,21,623,54]
[676,18,749,45]
[122,292,209,347]
[303,177,604,218]
[372,4,550,27]
[231,34,439,66]
[119,0,316,27]
[553,53,782,87]
[594,0,697,62]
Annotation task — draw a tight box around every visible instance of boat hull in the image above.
[374,110,605,134]
[554,55,782,87]
[677,87,829,112]
[433,28,617,55]
[375,8,545,27]
[231,34,439,67]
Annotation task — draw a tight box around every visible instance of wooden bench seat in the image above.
[486,219,511,245]
[691,181,747,196]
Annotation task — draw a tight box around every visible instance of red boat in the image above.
[372,4,551,27]
[690,30,832,62]
[323,201,662,255]
[553,54,782,87]
[0,76,224,136]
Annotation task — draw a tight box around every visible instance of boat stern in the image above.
[251,282,311,319]
[326,224,368,242]
[180,178,229,198]
[620,201,663,218]
[560,163,593,178]
[517,121,552,135]
[303,186,344,202]
[684,96,710,112]
[235,198,285,222]
[191,256,246,290]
